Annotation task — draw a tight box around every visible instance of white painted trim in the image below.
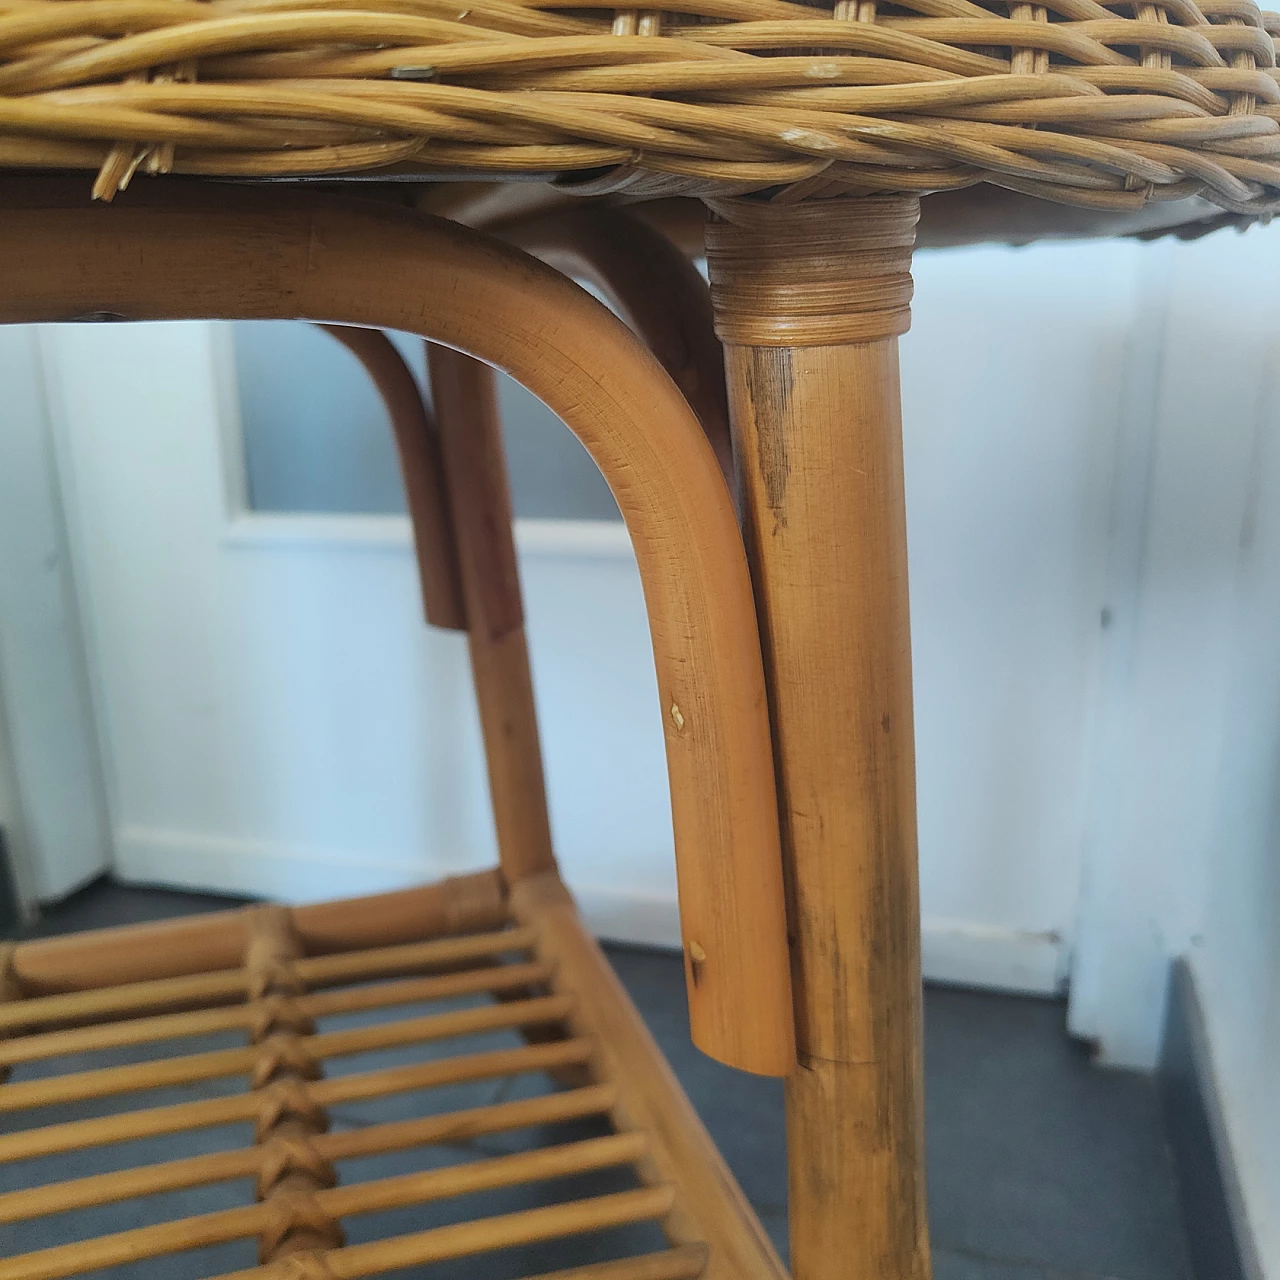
[220,512,632,559]
[114,824,1060,987]
[113,823,679,948]
[220,512,415,553]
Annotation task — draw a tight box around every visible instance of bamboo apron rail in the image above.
[1,4,1274,1270]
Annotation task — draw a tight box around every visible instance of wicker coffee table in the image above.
[0,2,1275,1276]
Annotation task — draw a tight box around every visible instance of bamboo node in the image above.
[259,1189,347,1261]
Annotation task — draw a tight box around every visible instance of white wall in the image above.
[1186,325,1280,1279]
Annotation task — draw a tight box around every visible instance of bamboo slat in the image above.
[242,903,343,1264]
[521,1248,711,1280]
[0,994,574,1112]
[0,1038,594,1163]
[7,870,508,996]
[511,873,787,1280]
[0,960,555,1068]
[210,1185,678,1280]
[323,1131,648,1217]
[0,925,536,1034]
[293,927,535,987]
[0,967,255,1036]
[0,1084,618,1224]
[0,1205,275,1280]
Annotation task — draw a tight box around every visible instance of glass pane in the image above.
[233,321,621,521]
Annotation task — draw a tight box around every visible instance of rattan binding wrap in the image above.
[0,0,1278,210]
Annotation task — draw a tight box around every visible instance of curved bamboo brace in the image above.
[490,204,733,484]
[314,323,466,630]
[0,180,794,1077]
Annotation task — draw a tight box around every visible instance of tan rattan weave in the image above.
[2,0,1280,210]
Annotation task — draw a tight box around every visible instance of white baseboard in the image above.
[921,917,1065,995]
[113,826,1062,991]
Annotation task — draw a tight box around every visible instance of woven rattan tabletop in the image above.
[1,0,1279,220]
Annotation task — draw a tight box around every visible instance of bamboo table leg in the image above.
[706,196,931,1280]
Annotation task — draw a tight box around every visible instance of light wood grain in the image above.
[0,180,793,1076]
[0,1135,649,1280]
[5,869,507,996]
[428,343,558,885]
[0,993,574,1111]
